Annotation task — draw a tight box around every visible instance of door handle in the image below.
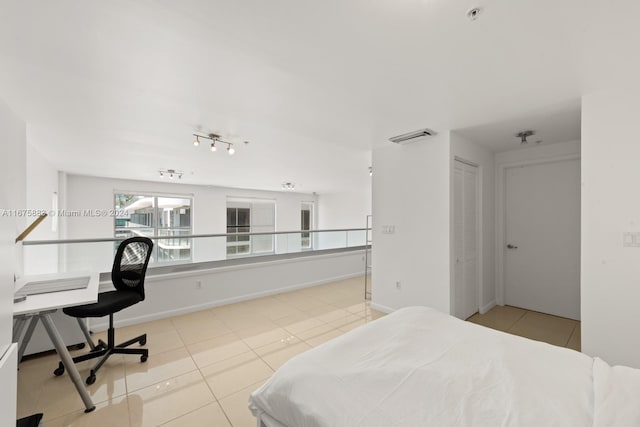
[507,244,518,249]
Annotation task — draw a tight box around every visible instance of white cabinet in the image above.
[0,344,18,426]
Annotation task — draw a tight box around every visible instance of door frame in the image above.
[495,154,580,306]
[452,156,481,318]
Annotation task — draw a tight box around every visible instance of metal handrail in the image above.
[22,228,371,245]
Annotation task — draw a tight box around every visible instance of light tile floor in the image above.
[467,305,581,351]
[17,276,384,427]
[17,281,580,427]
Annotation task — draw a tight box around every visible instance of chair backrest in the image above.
[112,236,153,300]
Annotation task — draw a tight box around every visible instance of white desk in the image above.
[13,272,99,413]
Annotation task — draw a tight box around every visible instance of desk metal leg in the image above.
[76,318,97,351]
[17,316,39,363]
[12,317,27,343]
[40,312,95,413]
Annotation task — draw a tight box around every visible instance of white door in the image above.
[453,160,479,320]
[504,159,580,320]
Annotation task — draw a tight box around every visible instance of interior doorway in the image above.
[501,158,580,320]
[453,159,480,320]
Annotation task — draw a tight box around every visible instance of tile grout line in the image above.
[505,309,529,333]
[565,322,579,348]
[191,345,234,427]
[19,279,367,427]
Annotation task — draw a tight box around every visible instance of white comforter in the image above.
[249,307,640,427]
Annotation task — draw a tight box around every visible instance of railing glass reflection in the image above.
[22,228,370,276]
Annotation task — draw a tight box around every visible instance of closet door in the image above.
[453,160,479,320]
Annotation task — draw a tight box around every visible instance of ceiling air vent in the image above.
[389,128,437,144]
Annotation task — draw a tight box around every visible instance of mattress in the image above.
[249,306,640,427]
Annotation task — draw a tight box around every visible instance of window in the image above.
[115,193,192,263]
[227,198,275,256]
[301,202,314,249]
[226,207,251,255]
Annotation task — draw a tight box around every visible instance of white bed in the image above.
[249,306,640,427]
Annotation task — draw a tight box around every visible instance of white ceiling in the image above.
[455,99,582,152]
[0,0,639,193]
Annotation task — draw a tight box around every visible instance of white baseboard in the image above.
[370,302,395,314]
[480,300,496,314]
[91,271,364,331]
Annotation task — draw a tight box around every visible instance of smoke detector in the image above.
[466,7,482,21]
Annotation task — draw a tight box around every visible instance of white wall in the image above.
[582,90,640,368]
[317,189,372,229]
[0,98,26,329]
[0,103,26,281]
[371,134,451,314]
[317,178,372,249]
[91,250,365,330]
[494,139,580,165]
[0,98,25,424]
[54,174,321,274]
[24,142,59,274]
[450,132,495,313]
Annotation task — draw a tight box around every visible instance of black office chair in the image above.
[54,236,154,385]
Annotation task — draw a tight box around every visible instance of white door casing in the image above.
[453,160,479,320]
[503,158,580,320]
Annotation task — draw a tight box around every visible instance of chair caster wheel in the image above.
[53,362,65,376]
[140,355,148,363]
[139,337,147,346]
[93,339,107,352]
[86,373,96,385]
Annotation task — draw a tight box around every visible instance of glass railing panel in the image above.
[156,229,192,263]
[22,228,370,276]
[192,235,227,263]
[24,241,116,276]
[346,230,367,247]
[314,231,348,250]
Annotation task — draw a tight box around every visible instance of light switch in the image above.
[382,225,395,234]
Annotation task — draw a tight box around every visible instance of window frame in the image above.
[226,197,276,257]
[226,206,252,256]
[301,201,314,250]
[114,191,193,264]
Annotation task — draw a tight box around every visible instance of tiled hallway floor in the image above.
[17,276,383,427]
[467,305,581,351]
[17,280,580,427]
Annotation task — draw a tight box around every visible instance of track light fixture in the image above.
[159,169,183,179]
[281,182,295,191]
[516,130,535,144]
[192,133,242,156]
